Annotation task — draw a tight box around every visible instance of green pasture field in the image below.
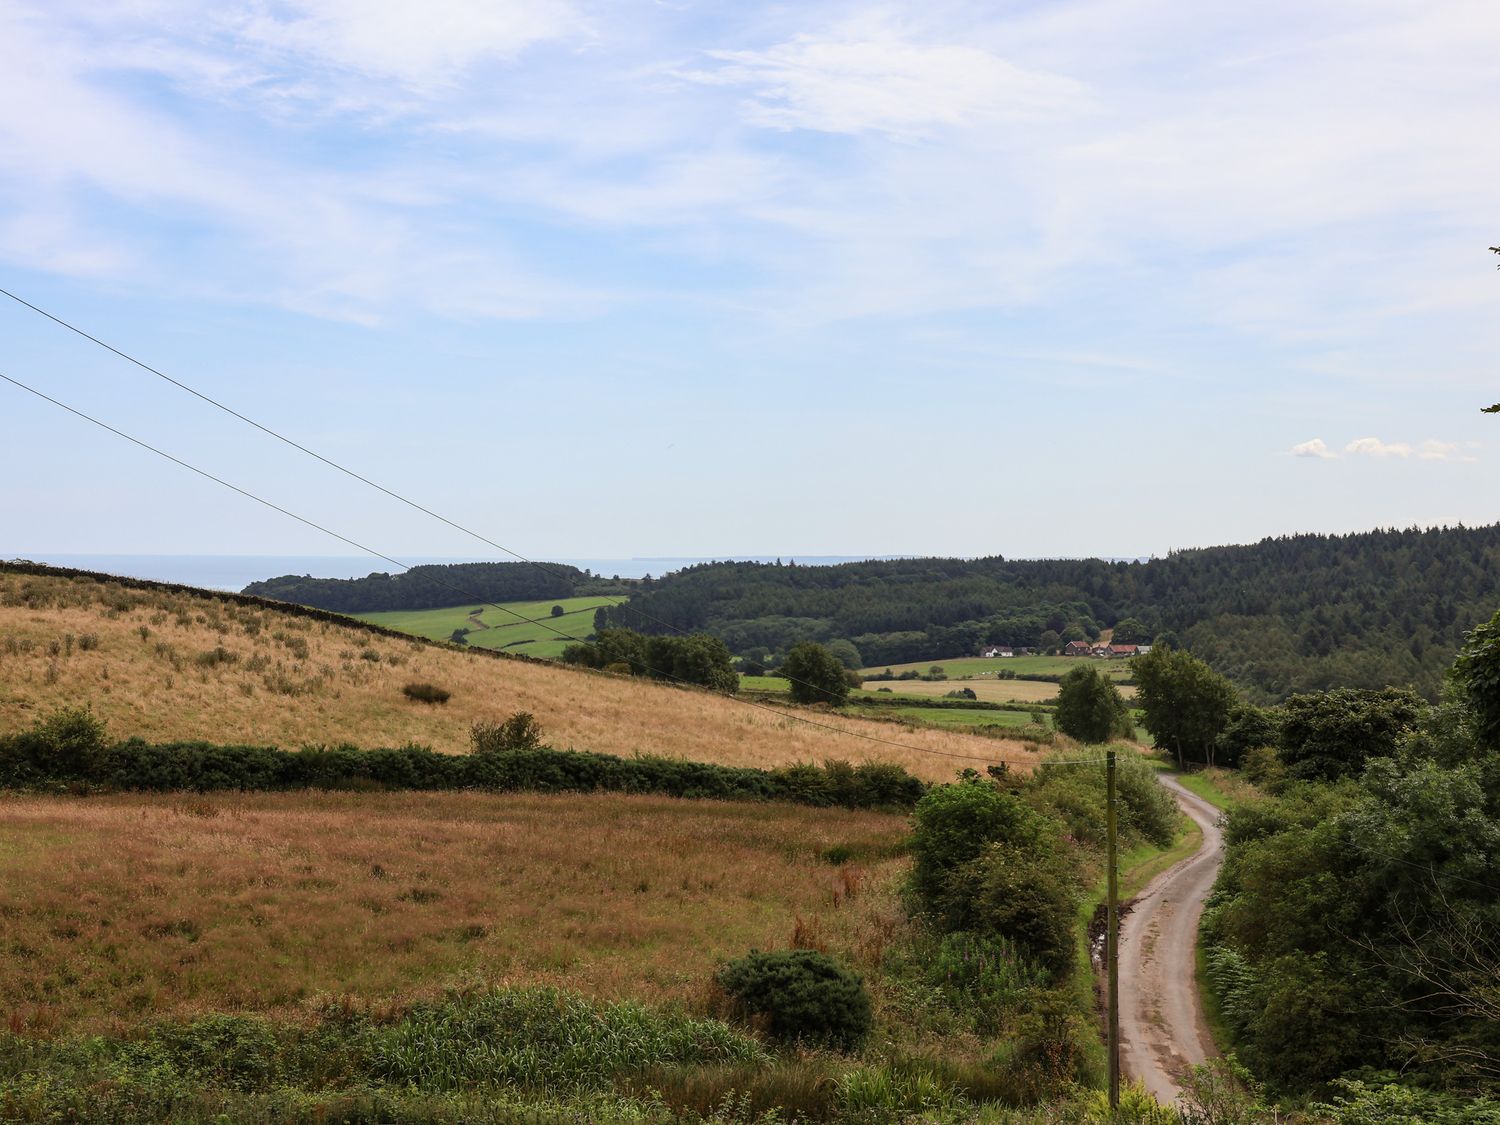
[861,654,1136,682]
[876,706,1047,730]
[863,677,1066,703]
[738,673,791,692]
[357,596,617,660]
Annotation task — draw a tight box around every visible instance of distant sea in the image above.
[2,553,911,593]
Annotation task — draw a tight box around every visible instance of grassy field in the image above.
[738,673,790,692]
[863,677,1068,703]
[863,655,1136,682]
[874,706,1047,730]
[0,789,908,1034]
[358,596,616,660]
[0,570,1043,781]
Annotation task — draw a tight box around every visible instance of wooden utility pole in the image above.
[1107,748,1120,1109]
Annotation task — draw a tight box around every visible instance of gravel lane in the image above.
[1117,774,1225,1104]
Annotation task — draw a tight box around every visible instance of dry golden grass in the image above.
[0,789,910,1035]
[0,571,1039,780]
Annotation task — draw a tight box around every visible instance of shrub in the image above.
[909,780,1052,928]
[402,682,450,704]
[972,842,1080,978]
[782,642,852,705]
[471,712,545,754]
[550,604,565,617]
[1054,664,1131,743]
[1,705,111,782]
[715,949,872,1051]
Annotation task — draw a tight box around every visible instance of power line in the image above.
[0,285,1029,721]
[0,368,1038,769]
[1,285,702,636]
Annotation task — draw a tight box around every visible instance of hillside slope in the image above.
[0,566,1034,781]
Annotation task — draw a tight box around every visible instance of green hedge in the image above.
[0,724,925,811]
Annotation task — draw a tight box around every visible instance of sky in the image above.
[1,0,1497,563]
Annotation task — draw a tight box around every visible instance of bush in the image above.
[782,642,852,705]
[715,949,872,1051]
[471,712,545,754]
[909,780,1054,929]
[1054,665,1131,744]
[1277,687,1424,781]
[550,604,565,617]
[972,842,1080,978]
[402,682,451,704]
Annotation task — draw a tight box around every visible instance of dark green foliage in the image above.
[567,628,737,692]
[0,710,925,811]
[448,628,469,645]
[596,525,1500,702]
[644,632,738,693]
[1053,664,1130,743]
[470,712,545,754]
[781,642,851,705]
[908,781,1056,931]
[16,705,110,781]
[1452,607,1500,749]
[1133,647,1237,767]
[1110,618,1152,644]
[715,950,872,1050]
[1277,687,1423,781]
[560,642,598,666]
[971,842,1080,978]
[824,638,863,670]
[1215,702,1279,770]
[550,605,565,617]
[1205,746,1500,1094]
[242,561,585,614]
[402,682,451,704]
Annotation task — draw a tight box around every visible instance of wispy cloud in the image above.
[694,15,1088,139]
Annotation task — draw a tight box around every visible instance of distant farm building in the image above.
[1064,640,1092,656]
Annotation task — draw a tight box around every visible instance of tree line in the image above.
[243,561,591,614]
[601,524,1500,702]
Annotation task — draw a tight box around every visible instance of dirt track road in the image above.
[1117,774,1224,1104]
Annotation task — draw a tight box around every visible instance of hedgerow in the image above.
[0,707,926,811]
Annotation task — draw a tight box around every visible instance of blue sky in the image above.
[1,0,1496,562]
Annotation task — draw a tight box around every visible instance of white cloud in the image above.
[1417,440,1478,463]
[1290,438,1336,459]
[1340,437,1476,463]
[1345,437,1414,458]
[696,16,1087,138]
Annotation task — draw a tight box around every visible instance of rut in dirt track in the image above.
[1117,774,1225,1105]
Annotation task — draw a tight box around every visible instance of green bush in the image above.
[402,682,451,704]
[715,950,872,1051]
[972,842,1080,979]
[1053,665,1130,743]
[908,779,1053,929]
[782,642,852,705]
[471,712,545,754]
